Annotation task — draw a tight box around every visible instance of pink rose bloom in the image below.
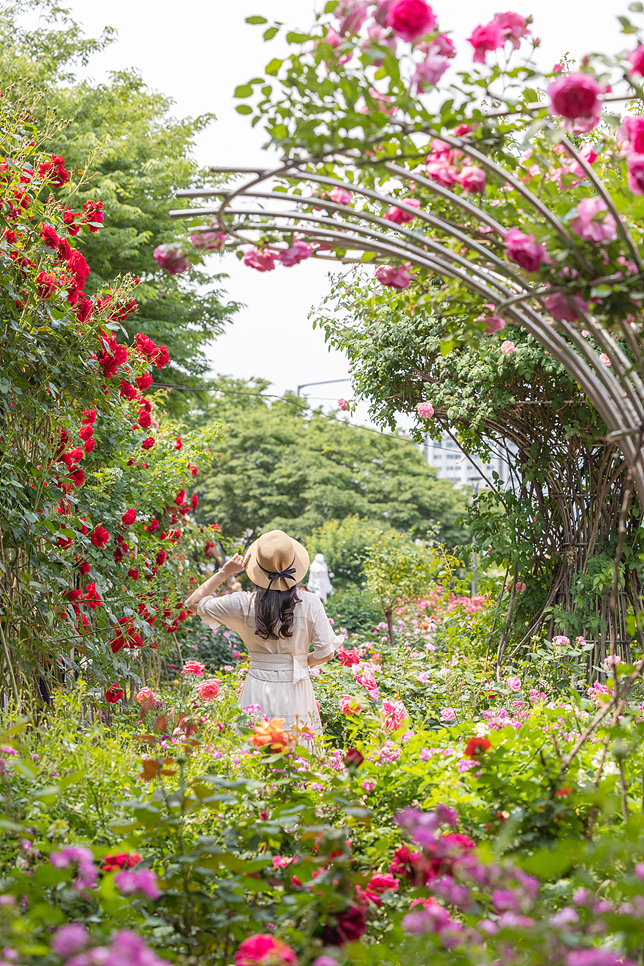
[243,247,276,272]
[190,230,226,252]
[114,869,160,901]
[505,228,547,272]
[428,33,455,58]
[507,676,522,692]
[618,116,644,154]
[440,707,456,722]
[375,262,412,289]
[329,186,353,205]
[362,780,377,793]
[629,45,644,76]
[339,694,363,714]
[424,160,458,187]
[545,292,588,322]
[322,26,342,48]
[416,671,430,683]
[500,340,515,355]
[413,52,449,91]
[548,72,601,120]
[384,197,421,223]
[339,1,369,35]
[382,698,410,730]
[235,934,299,966]
[571,197,617,244]
[357,668,377,690]
[136,687,158,711]
[477,305,505,334]
[599,353,611,367]
[386,0,436,42]
[52,924,89,958]
[196,678,221,701]
[153,244,189,275]
[417,401,434,418]
[493,11,530,48]
[278,239,312,266]
[627,155,644,195]
[338,398,348,411]
[467,21,505,64]
[182,660,205,677]
[458,165,486,194]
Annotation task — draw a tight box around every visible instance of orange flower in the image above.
[555,786,573,798]
[464,736,492,759]
[252,718,293,752]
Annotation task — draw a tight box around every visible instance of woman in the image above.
[184,529,342,734]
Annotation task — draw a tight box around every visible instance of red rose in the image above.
[154,346,170,369]
[90,525,110,548]
[148,520,160,533]
[190,493,198,509]
[387,0,436,42]
[70,468,85,487]
[138,410,152,428]
[174,437,182,450]
[174,489,186,506]
[79,561,91,575]
[101,852,141,872]
[136,373,153,391]
[141,436,155,450]
[83,582,102,609]
[83,408,97,423]
[82,199,104,231]
[188,464,198,477]
[134,333,158,359]
[121,508,136,527]
[343,748,364,769]
[78,423,94,441]
[105,683,124,703]
[65,589,83,602]
[128,568,139,581]
[37,270,57,298]
[155,549,166,566]
[83,438,96,454]
[322,905,366,945]
[464,736,492,759]
[119,380,139,401]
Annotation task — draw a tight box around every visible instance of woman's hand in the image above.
[220,553,246,578]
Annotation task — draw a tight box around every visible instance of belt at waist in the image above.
[249,653,309,683]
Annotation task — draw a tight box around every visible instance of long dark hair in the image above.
[254,585,301,641]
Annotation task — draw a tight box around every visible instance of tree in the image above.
[0,1,239,407]
[188,377,469,546]
[306,514,398,589]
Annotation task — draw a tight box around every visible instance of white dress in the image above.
[197,589,343,733]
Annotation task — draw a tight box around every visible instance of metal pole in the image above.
[296,378,351,397]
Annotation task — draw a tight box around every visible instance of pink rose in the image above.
[599,353,611,367]
[339,694,363,714]
[467,21,505,64]
[618,116,644,154]
[243,247,276,272]
[235,934,299,966]
[196,678,221,701]
[384,197,421,224]
[182,660,205,677]
[627,154,644,195]
[417,401,434,418]
[386,0,436,42]
[190,231,226,252]
[375,262,412,289]
[500,340,515,355]
[505,228,547,273]
[424,161,458,188]
[338,1,369,35]
[329,186,352,205]
[440,707,456,722]
[507,676,522,692]
[477,305,505,334]
[545,292,588,322]
[338,398,348,411]
[458,165,486,194]
[136,687,158,711]
[153,244,189,275]
[548,72,601,120]
[428,33,455,58]
[382,699,409,730]
[278,239,312,266]
[357,668,377,690]
[571,197,617,244]
[628,45,644,77]
[493,11,530,48]
[413,52,449,91]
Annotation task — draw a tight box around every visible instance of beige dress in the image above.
[197,589,343,733]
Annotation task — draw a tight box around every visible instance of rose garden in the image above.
[5,1,644,964]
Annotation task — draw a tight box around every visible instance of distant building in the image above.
[423,433,513,489]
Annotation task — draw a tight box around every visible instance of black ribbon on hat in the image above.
[258,554,298,590]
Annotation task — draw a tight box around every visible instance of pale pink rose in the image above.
[416,671,430,683]
[338,398,348,411]
[243,247,276,272]
[278,239,312,266]
[481,313,505,335]
[386,0,436,42]
[627,155,644,195]
[339,694,363,714]
[493,11,530,48]
[428,33,455,58]
[153,244,189,275]
[413,53,449,91]
[417,401,434,418]
[628,45,644,76]
[500,340,515,355]
[190,231,226,252]
[382,698,410,730]
[136,687,158,711]
[458,166,486,194]
[424,160,458,187]
[548,72,601,120]
[440,707,456,722]
[571,198,617,244]
[507,676,522,692]
[545,292,588,322]
[329,186,353,205]
[505,228,547,272]
[196,678,221,701]
[599,353,611,367]
[375,262,412,289]
[562,112,601,136]
[384,197,421,224]
[467,21,505,64]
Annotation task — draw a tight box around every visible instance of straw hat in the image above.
[245,529,310,592]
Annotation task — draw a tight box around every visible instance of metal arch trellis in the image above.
[168,138,644,507]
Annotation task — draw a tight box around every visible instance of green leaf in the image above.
[236,105,253,115]
[234,85,254,98]
[618,15,637,31]
[286,31,311,43]
[245,15,268,24]
[590,285,612,299]
[324,0,339,11]
[265,58,283,75]
[629,1,643,10]
[264,26,279,41]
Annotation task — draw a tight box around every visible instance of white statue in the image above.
[308,553,333,602]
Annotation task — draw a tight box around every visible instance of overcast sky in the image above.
[61,0,626,420]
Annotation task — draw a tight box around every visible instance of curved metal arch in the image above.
[170,158,644,502]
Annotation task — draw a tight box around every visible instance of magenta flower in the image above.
[599,353,611,367]
[548,73,601,132]
[493,11,530,48]
[545,292,588,322]
[627,154,644,195]
[425,160,458,187]
[386,0,436,42]
[384,197,421,224]
[51,924,89,957]
[114,868,160,900]
[570,197,617,243]
[467,21,505,64]
[243,247,276,272]
[628,45,644,76]
[337,398,349,411]
[277,239,312,266]
[477,305,505,334]
[375,262,412,289]
[50,847,98,892]
[190,230,226,252]
[153,244,189,275]
[458,166,486,194]
[413,53,449,91]
[329,185,353,205]
[338,1,368,35]
[507,676,522,692]
[505,228,548,273]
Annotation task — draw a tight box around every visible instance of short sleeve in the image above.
[196,593,246,631]
[310,600,344,659]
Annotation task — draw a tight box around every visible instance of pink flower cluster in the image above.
[467,12,530,64]
[424,138,487,195]
[50,846,98,893]
[52,927,171,966]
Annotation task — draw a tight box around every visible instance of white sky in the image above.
[62,0,625,421]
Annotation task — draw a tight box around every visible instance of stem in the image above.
[0,619,20,707]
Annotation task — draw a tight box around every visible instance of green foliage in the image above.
[324,585,384,636]
[306,514,398,589]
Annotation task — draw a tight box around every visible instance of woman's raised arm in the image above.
[184,552,248,614]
